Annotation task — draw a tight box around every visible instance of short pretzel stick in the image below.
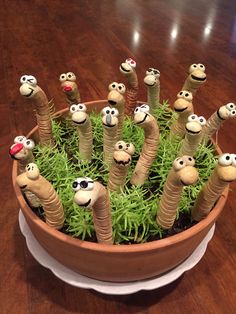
[16,163,64,229]
[144,68,161,110]
[73,179,113,244]
[120,58,138,116]
[19,75,54,146]
[156,156,199,230]
[191,153,236,221]
[182,63,206,95]
[59,72,81,106]
[130,106,159,186]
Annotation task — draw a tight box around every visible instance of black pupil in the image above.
[118,145,123,149]
[79,106,83,109]
[127,144,130,147]
[72,182,78,188]
[192,116,195,119]
[68,74,71,78]
[72,107,75,111]
[185,93,189,97]
[148,68,152,72]
[111,110,115,114]
[80,181,88,189]
[200,119,203,122]
[193,65,197,67]
[179,161,184,165]
[118,86,121,89]
[226,156,230,160]
[112,84,115,88]
[188,157,192,161]
[26,140,30,145]
[106,110,110,114]
[180,92,183,95]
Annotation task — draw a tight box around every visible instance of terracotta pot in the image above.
[12,100,228,282]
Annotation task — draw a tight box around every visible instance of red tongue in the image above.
[63,86,72,92]
[10,143,23,155]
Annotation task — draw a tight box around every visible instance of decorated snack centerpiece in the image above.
[12,60,236,283]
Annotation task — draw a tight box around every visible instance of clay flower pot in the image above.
[12,100,228,282]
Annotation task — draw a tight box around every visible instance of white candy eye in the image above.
[77,103,87,112]
[14,135,26,144]
[27,75,37,86]
[231,154,236,167]
[66,72,76,81]
[184,91,193,102]
[189,64,198,73]
[70,104,79,113]
[125,58,136,68]
[188,114,198,122]
[115,141,126,151]
[184,156,195,167]
[20,75,28,84]
[117,83,126,94]
[134,106,141,114]
[102,106,111,115]
[218,154,232,166]
[230,110,236,117]
[72,177,94,192]
[173,158,186,171]
[226,102,236,111]
[152,68,160,77]
[59,73,67,82]
[110,108,119,116]
[23,139,35,150]
[146,68,153,75]
[125,143,135,155]
[177,91,184,98]
[198,116,206,126]
[109,82,118,91]
[140,104,150,113]
[197,64,205,72]
[26,163,40,180]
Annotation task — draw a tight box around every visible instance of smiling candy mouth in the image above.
[185,127,201,135]
[103,123,116,128]
[114,158,131,166]
[25,88,34,97]
[79,199,91,207]
[108,100,117,106]
[191,75,206,82]
[144,81,156,87]
[120,65,130,73]
[73,118,87,125]
[136,113,148,124]
[180,180,189,186]
[174,107,188,112]
[20,185,27,189]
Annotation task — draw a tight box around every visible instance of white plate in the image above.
[19,210,215,295]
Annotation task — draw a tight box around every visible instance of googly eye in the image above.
[226,102,236,111]
[110,108,119,116]
[109,82,118,91]
[183,156,195,166]
[230,110,236,117]
[101,106,111,115]
[77,103,87,112]
[70,104,79,113]
[14,135,26,144]
[231,154,236,167]
[173,158,186,171]
[177,91,184,98]
[184,91,193,102]
[153,69,160,77]
[198,116,206,126]
[117,83,126,94]
[115,141,126,151]
[59,73,67,82]
[146,68,153,75]
[72,177,94,192]
[26,75,37,86]
[125,58,136,68]
[134,107,141,114]
[125,143,135,155]
[23,139,35,150]
[189,64,198,73]
[188,114,198,122]
[197,64,205,72]
[26,163,40,180]
[20,75,29,84]
[140,104,150,113]
[66,72,76,81]
[218,154,232,166]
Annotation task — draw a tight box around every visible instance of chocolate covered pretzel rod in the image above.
[70,103,93,161]
[108,141,135,193]
[182,63,206,95]
[130,105,159,186]
[120,58,138,116]
[59,72,81,106]
[192,154,236,221]
[19,75,54,146]
[16,163,64,229]
[156,156,199,230]
[144,67,160,110]
[73,178,113,244]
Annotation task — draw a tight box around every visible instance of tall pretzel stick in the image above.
[73,178,113,244]
[59,72,81,106]
[144,67,160,110]
[156,156,199,230]
[70,104,93,161]
[119,58,138,116]
[130,105,159,186]
[16,163,64,229]
[108,141,135,193]
[192,154,236,221]
[182,63,206,95]
[169,90,194,138]
[19,75,54,146]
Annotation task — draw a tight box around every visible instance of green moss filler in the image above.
[34,101,217,244]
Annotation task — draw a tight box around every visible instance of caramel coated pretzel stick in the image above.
[191,154,236,221]
[73,178,113,244]
[119,58,138,116]
[16,163,64,229]
[130,105,159,186]
[19,75,54,146]
[182,63,206,95]
[156,156,199,230]
[59,72,81,106]
[144,67,160,110]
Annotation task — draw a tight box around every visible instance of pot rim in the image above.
[12,100,229,253]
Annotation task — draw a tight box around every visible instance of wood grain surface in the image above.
[1,0,236,313]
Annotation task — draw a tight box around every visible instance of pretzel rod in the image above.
[16,163,64,229]
[131,111,159,186]
[182,63,206,95]
[59,72,80,106]
[144,68,161,110]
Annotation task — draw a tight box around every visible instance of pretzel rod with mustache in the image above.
[144,68,160,110]
[16,163,64,229]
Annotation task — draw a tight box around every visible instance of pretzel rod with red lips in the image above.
[73,178,113,244]
[120,58,138,116]
[156,156,199,230]
[192,154,236,221]
[59,72,81,106]
[19,75,54,146]
[144,67,160,110]
[16,163,64,229]
[182,63,206,95]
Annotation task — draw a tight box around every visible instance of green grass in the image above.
[33,102,217,244]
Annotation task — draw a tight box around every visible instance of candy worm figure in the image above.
[156,156,199,230]
[178,114,206,157]
[10,136,40,208]
[73,178,113,244]
[119,58,138,116]
[19,75,54,146]
[59,72,81,106]
[70,103,93,161]
[203,103,236,141]
[16,163,64,229]
[107,82,126,140]
[182,63,206,95]
[144,67,160,110]
[101,106,119,166]
[130,105,160,186]
[108,141,135,193]
[169,90,194,138]
[192,154,236,221]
